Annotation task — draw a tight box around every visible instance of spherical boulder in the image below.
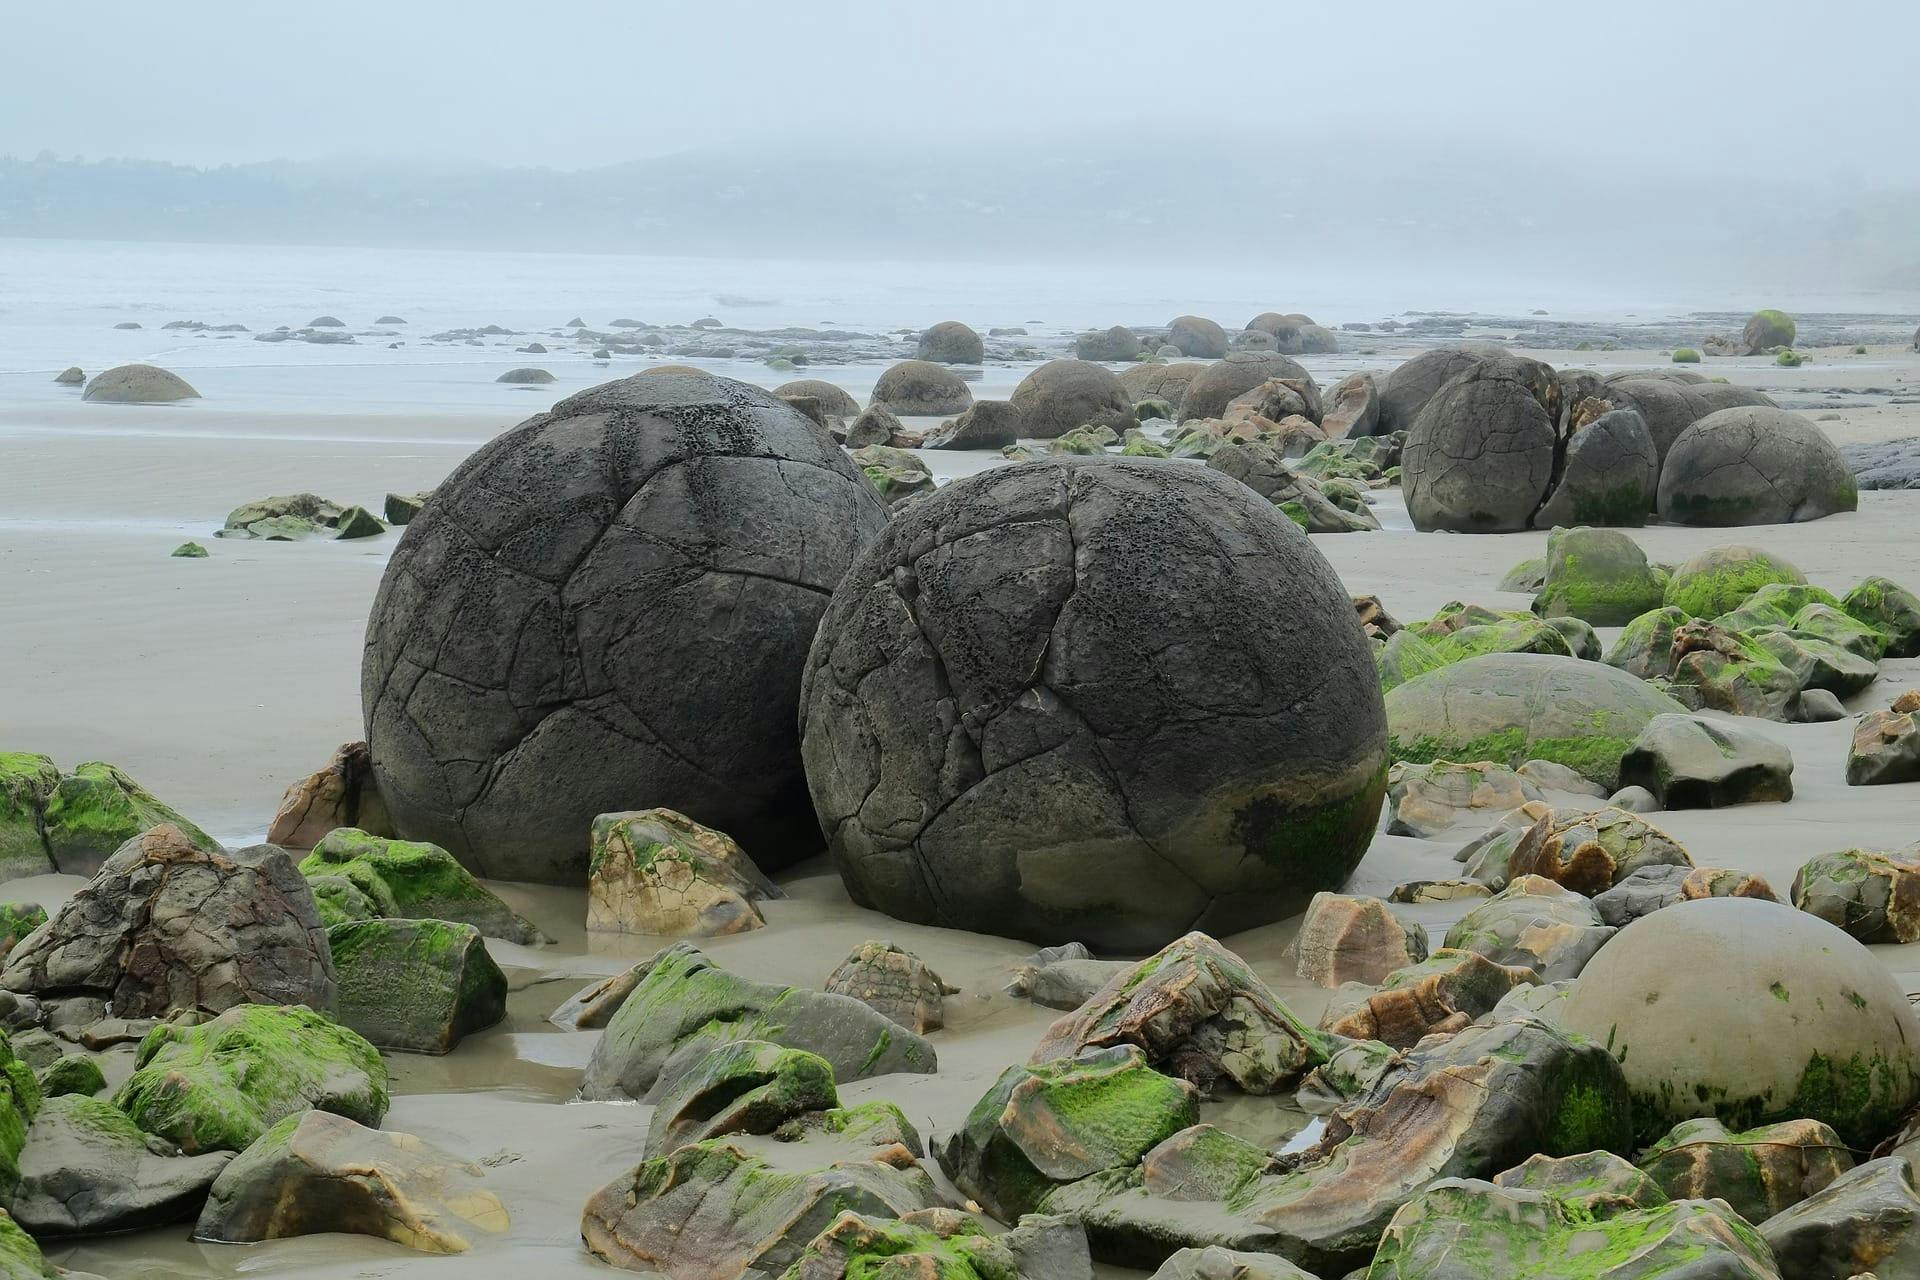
[1010,359,1133,439]
[1074,326,1143,362]
[1663,545,1804,617]
[1402,357,1561,533]
[871,360,973,417]
[773,379,860,419]
[799,458,1390,951]
[82,363,200,403]
[1741,309,1796,355]
[1603,374,1775,462]
[1385,653,1686,788]
[1533,407,1658,528]
[1376,347,1502,435]
[1165,315,1228,359]
[1563,897,1920,1147]
[1177,352,1314,421]
[1117,361,1205,409]
[362,373,891,883]
[1658,407,1857,527]
[915,321,984,365]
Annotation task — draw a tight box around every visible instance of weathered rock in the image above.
[1376,348,1495,436]
[1206,443,1378,533]
[1010,359,1133,440]
[1841,575,1920,657]
[1075,326,1144,362]
[1030,933,1330,1096]
[1317,948,1536,1048]
[1617,713,1793,808]
[1639,1116,1851,1224]
[1664,544,1805,617]
[773,380,861,420]
[1292,893,1426,988]
[40,761,216,877]
[849,444,936,506]
[579,943,935,1101]
[587,808,780,937]
[1493,1150,1668,1217]
[1403,357,1561,533]
[927,399,1020,450]
[266,740,389,850]
[496,366,554,384]
[1564,897,1920,1147]
[1147,1244,1314,1280]
[298,826,541,943]
[1850,707,1920,786]
[845,403,903,448]
[3,826,333,1018]
[1178,353,1315,423]
[873,359,973,417]
[0,756,56,884]
[1741,309,1796,354]
[8,1092,231,1235]
[1164,316,1229,359]
[917,321,984,365]
[1592,863,1779,926]
[1320,372,1378,439]
[115,1004,389,1154]
[0,1035,38,1206]
[1660,407,1858,526]
[1791,847,1920,943]
[1385,760,1540,839]
[362,372,889,884]
[942,1045,1197,1221]
[34,1054,102,1099]
[82,363,200,403]
[1386,653,1686,789]
[800,459,1388,951]
[1505,807,1692,896]
[1758,1156,1920,1279]
[1223,376,1322,427]
[53,367,83,386]
[195,1109,505,1252]
[1533,408,1660,529]
[1534,526,1667,625]
[582,1119,939,1279]
[1118,362,1205,409]
[1442,876,1615,979]
[823,941,953,1034]
[644,1040,838,1159]
[328,918,506,1054]
[786,1208,1092,1280]
[1007,948,1130,1012]
[1367,1177,1779,1280]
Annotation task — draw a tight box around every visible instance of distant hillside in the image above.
[3,141,1916,294]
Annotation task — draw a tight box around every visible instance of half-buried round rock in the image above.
[82,364,200,403]
[773,379,861,419]
[1009,359,1133,440]
[871,359,973,418]
[496,367,555,385]
[799,458,1389,951]
[1562,897,1920,1147]
[1376,347,1499,435]
[362,372,891,883]
[1385,653,1686,789]
[1177,352,1314,422]
[915,321,984,365]
[1657,406,1858,527]
[1165,315,1228,359]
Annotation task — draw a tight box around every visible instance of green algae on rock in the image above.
[1637,1116,1851,1225]
[33,1055,104,1099]
[0,755,58,885]
[1842,575,1920,657]
[644,1040,839,1160]
[114,1004,389,1155]
[0,1033,39,1204]
[0,1208,47,1280]
[1533,526,1668,626]
[327,918,507,1054]
[1663,544,1805,618]
[41,761,217,877]
[299,827,543,944]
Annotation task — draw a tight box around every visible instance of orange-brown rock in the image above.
[1293,893,1427,988]
[1317,949,1537,1048]
[266,741,390,850]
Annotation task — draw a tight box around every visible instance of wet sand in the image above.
[6,340,1920,1275]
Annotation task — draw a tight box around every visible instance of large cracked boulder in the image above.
[361,372,889,882]
[1,826,334,1019]
[798,460,1389,951]
[1010,360,1133,440]
[1563,897,1920,1147]
[1532,408,1659,528]
[1403,357,1562,532]
[1604,373,1776,463]
[1376,347,1497,435]
[1118,362,1204,410]
[915,321,983,365]
[1658,407,1858,526]
[1177,353,1314,423]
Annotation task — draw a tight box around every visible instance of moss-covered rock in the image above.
[1664,544,1805,618]
[1742,309,1796,354]
[781,1208,1092,1280]
[849,444,936,505]
[0,1209,47,1280]
[0,756,57,885]
[299,827,542,944]
[587,808,780,937]
[644,1040,839,1160]
[1638,1116,1851,1224]
[1671,348,1701,363]
[1533,527,1668,626]
[1791,847,1920,942]
[41,761,216,877]
[1842,575,1920,657]
[114,1004,389,1154]
[34,1054,104,1099]
[195,1109,506,1252]
[0,907,44,967]
[1602,607,1691,681]
[0,1034,38,1204]
[1491,1150,1667,1218]
[327,918,506,1054]
[11,1092,232,1235]
[941,1045,1198,1221]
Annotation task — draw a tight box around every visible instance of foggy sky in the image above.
[8,0,1917,187]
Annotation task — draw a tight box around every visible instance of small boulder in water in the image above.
[495,366,555,384]
[83,363,199,403]
[53,367,83,385]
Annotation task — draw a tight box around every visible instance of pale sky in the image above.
[6,0,1916,185]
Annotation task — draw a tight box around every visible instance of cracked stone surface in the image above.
[798,459,1389,951]
[1010,360,1133,440]
[1658,405,1858,527]
[1117,362,1204,409]
[362,372,890,883]
[823,940,954,1033]
[1375,347,1497,435]
[265,740,388,850]
[1533,407,1659,529]
[1403,356,1563,533]
[1602,372,1775,462]
[871,359,973,416]
[0,825,334,1019]
[1176,353,1315,422]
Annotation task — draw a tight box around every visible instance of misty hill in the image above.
[4,141,1917,295]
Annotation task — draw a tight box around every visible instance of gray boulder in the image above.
[1165,316,1228,359]
[1011,359,1133,440]
[1617,713,1793,808]
[1533,408,1658,528]
[1178,353,1314,422]
[916,321,984,365]
[82,364,200,403]
[872,359,973,417]
[927,399,1020,450]
[9,1094,232,1235]
[1403,357,1561,533]
[1075,326,1144,362]
[1658,407,1857,526]
[773,378,861,418]
[1377,347,1498,435]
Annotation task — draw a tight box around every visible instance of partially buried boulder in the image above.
[916,320,983,364]
[588,808,781,937]
[1637,1116,1851,1224]
[0,755,58,883]
[1532,408,1659,529]
[8,1093,232,1235]
[1442,876,1615,980]
[53,367,83,386]
[1074,326,1143,362]
[115,1003,389,1154]
[849,444,935,506]
[1384,760,1540,839]
[327,918,507,1054]
[1532,526,1666,625]
[298,826,542,943]
[871,359,973,417]
[195,1110,506,1252]
[1617,713,1793,808]
[495,366,554,384]
[799,459,1389,951]
[1659,407,1857,526]
[1562,897,1920,1147]
[578,943,935,1101]
[773,379,861,419]
[41,760,216,877]
[1741,308,1796,354]
[823,941,953,1034]
[1850,703,1920,785]
[1292,893,1426,988]
[642,1039,838,1159]
[1165,316,1228,359]
[82,364,199,403]
[1664,544,1805,617]
[1010,359,1133,439]
[926,399,1020,450]
[361,372,889,884]
[2,825,333,1019]
[1117,361,1204,409]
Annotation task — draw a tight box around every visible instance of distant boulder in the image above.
[926,400,1020,450]
[1165,315,1228,359]
[112,321,142,330]
[773,379,860,419]
[374,315,406,325]
[496,367,555,384]
[306,315,346,328]
[1009,359,1132,439]
[1118,361,1204,410]
[53,367,83,386]
[1074,325,1143,362]
[1178,352,1314,421]
[82,364,200,404]
[915,320,984,365]
[1740,309,1796,354]
[871,359,973,417]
